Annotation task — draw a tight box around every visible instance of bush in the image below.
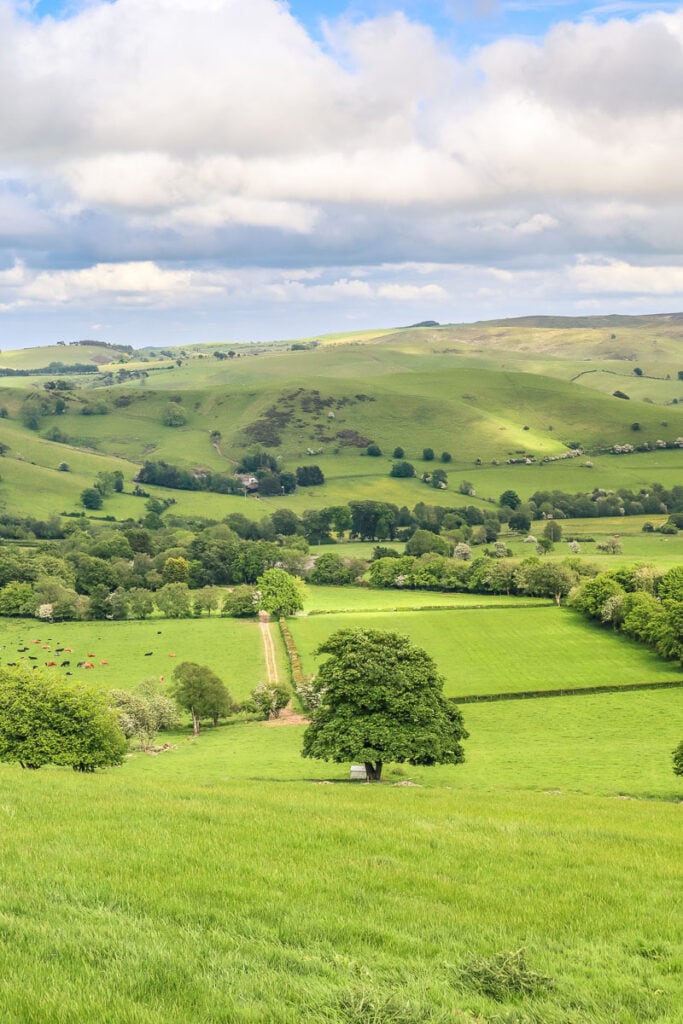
[390,461,416,478]
[80,487,103,510]
[422,448,434,461]
[246,683,291,720]
[366,444,382,457]
[440,451,452,463]
[162,404,187,427]
[0,669,126,771]
[296,465,325,486]
[392,446,404,459]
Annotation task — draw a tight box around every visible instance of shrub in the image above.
[366,444,382,457]
[162,404,187,427]
[390,461,416,478]
[422,448,434,461]
[246,683,291,720]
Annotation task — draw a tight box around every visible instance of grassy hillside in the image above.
[0,693,680,1023]
[0,313,681,529]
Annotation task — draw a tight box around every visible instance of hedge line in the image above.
[451,679,683,705]
[278,619,306,689]
[307,601,550,616]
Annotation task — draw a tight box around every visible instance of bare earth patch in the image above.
[263,703,310,727]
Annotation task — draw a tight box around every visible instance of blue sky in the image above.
[2,0,683,346]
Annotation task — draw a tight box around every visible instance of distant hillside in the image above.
[0,315,681,521]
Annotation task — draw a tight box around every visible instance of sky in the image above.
[2,0,683,347]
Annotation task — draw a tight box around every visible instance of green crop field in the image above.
[289,606,683,696]
[0,617,267,703]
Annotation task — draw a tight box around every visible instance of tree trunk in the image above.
[192,710,200,736]
[364,760,383,782]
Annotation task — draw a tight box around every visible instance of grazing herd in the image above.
[1,632,176,679]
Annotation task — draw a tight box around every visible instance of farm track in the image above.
[260,620,278,685]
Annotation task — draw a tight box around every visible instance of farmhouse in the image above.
[234,472,259,491]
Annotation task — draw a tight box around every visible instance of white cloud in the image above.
[0,258,454,311]
[570,258,683,295]
[3,0,683,336]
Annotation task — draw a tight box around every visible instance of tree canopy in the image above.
[0,669,126,771]
[171,662,236,735]
[256,568,305,618]
[302,628,468,781]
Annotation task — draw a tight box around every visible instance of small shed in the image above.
[350,764,367,782]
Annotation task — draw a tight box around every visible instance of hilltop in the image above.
[0,315,681,521]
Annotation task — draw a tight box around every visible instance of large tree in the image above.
[256,568,304,618]
[171,662,236,735]
[302,629,468,782]
[0,669,126,771]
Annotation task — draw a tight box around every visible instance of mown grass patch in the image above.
[288,606,682,697]
[303,586,548,614]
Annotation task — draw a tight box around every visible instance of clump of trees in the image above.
[570,565,683,663]
[110,681,180,749]
[302,628,468,782]
[0,669,126,771]
[247,683,291,720]
[170,662,237,735]
[295,465,325,486]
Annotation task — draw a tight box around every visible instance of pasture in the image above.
[0,706,681,1024]
[1,320,683,1022]
[303,585,548,613]
[288,606,683,697]
[0,617,269,703]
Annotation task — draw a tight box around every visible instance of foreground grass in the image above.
[289,606,682,697]
[0,717,680,1024]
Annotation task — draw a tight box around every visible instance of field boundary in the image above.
[307,601,551,616]
[279,619,306,689]
[451,679,683,704]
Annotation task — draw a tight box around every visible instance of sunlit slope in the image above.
[0,314,681,519]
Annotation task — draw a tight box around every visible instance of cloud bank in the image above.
[1,0,683,342]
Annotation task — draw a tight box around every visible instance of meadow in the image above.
[0,705,680,1024]
[289,605,683,697]
[0,617,270,703]
[1,322,682,1022]
[303,585,548,613]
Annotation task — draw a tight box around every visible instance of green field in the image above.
[303,585,548,613]
[1,317,683,523]
[0,698,681,1023]
[1,320,683,1023]
[0,617,268,703]
[289,606,682,696]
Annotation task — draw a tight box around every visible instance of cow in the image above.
[45,661,57,667]
[144,651,153,656]
[100,660,109,666]
[60,660,70,667]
